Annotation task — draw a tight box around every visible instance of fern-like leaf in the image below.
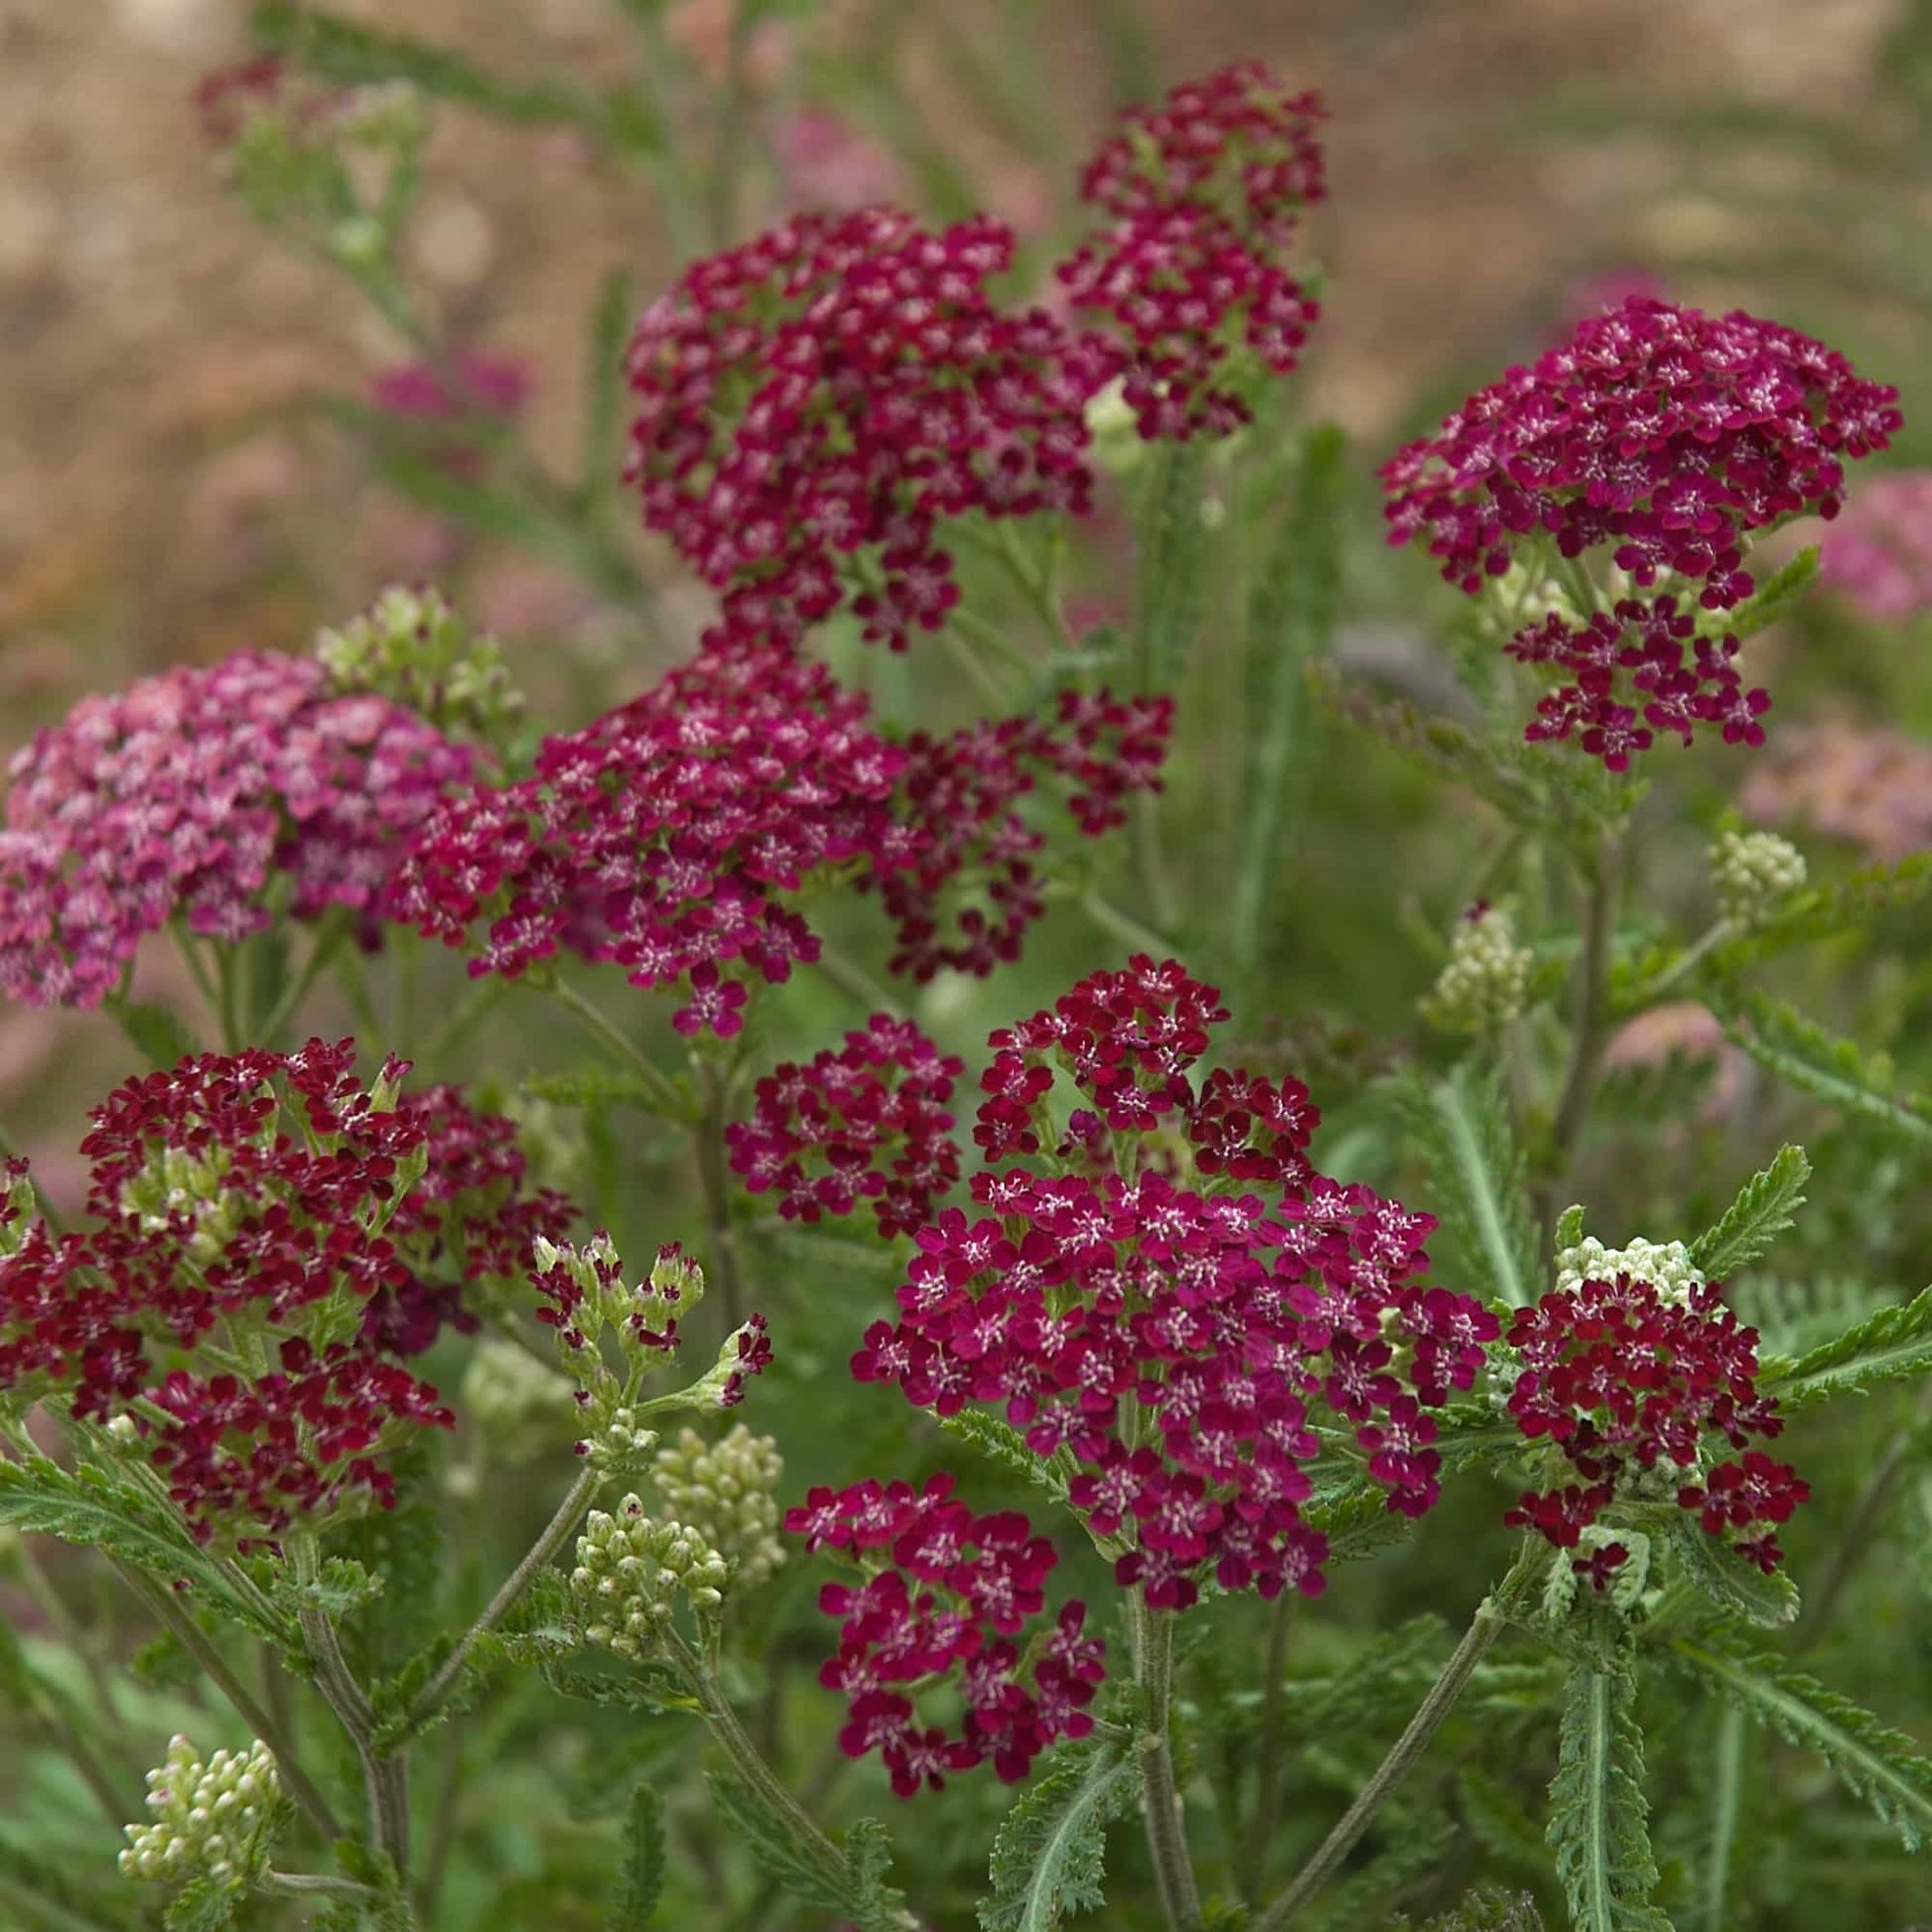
[1670,1635,1932,1849]
[604,1781,665,1931]
[937,1409,1073,1513]
[1544,1658,1670,1931]
[978,1741,1140,1932]
[1690,1144,1809,1278]
[1757,1284,1932,1410]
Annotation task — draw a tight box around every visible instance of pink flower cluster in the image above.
[1820,470,1932,621]
[1505,595,1769,771]
[369,350,533,479]
[784,1473,1104,1795]
[622,207,1109,651]
[0,1040,573,1540]
[726,1017,964,1238]
[389,632,912,1035]
[0,649,476,1010]
[855,960,1498,1610]
[1502,1273,1808,1581]
[1383,297,1900,607]
[1058,62,1326,439]
[878,689,1173,981]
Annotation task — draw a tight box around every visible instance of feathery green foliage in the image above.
[707,1775,905,1931]
[602,1782,665,1932]
[1668,1520,1801,1627]
[978,1741,1141,1932]
[1757,1283,1932,1409]
[937,1409,1074,1513]
[1689,1144,1810,1277]
[1545,1658,1670,1931]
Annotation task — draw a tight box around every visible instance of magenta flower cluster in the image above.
[1502,1273,1808,1581]
[783,1472,1104,1795]
[1059,62,1326,439]
[879,689,1173,981]
[0,649,475,1010]
[1505,595,1770,771]
[853,959,1498,1611]
[0,1039,573,1540]
[726,1016,964,1239]
[622,206,1111,652]
[1383,296,1900,607]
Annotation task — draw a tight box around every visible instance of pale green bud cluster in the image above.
[457,1337,579,1461]
[585,1404,661,1474]
[333,81,431,155]
[572,1495,730,1658]
[118,1735,279,1888]
[1083,378,1146,476]
[1555,1233,1706,1307]
[1422,907,1534,1034]
[1710,829,1807,929]
[317,585,522,746]
[651,1426,786,1592]
[117,1144,243,1263]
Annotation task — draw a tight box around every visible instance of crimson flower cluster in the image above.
[878,689,1173,981]
[1505,595,1769,771]
[855,959,1498,1610]
[783,1473,1104,1795]
[0,1039,573,1540]
[390,631,913,1035]
[1058,62,1326,440]
[622,206,1110,651]
[0,649,475,1011]
[1383,297,1900,610]
[726,1017,964,1238]
[1501,1273,1808,1581]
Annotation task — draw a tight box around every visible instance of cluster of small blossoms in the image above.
[1553,1231,1704,1304]
[1501,1270,1808,1581]
[622,206,1110,650]
[0,649,475,1009]
[1503,595,1769,770]
[457,1335,580,1462]
[651,1424,786,1590]
[1058,63,1326,439]
[877,690,1173,981]
[118,1735,280,1890]
[726,1017,964,1238]
[1710,828,1807,928]
[1739,722,1932,863]
[857,959,1498,1610]
[783,1473,1104,1795]
[316,583,523,748]
[0,1042,570,1538]
[528,1235,772,1473]
[193,55,321,145]
[1422,902,1534,1034]
[368,351,532,479]
[573,1495,731,1659]
[1819,470,1932,621]
[1383,297,1900,608]
[389,631,912,1035]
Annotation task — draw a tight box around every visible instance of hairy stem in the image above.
[261,1868,382,1902]
[1129,1593,1202,1931]
[1243,1591,1297,1902]
[551,980,689,1119]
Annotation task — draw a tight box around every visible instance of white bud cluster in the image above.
[651,1426,786,1592]
[1711,829,1807,929]
[458,1337,578,1460]
[1423,907,1534,1034]
[118,1735,279,1888]
[571,1496,730,1659]
[1555,1233,1706,1307]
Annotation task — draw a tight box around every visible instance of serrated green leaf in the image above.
[520,1065,687,1119]
[1135,440,1211,690]
[706,1772,905,1928]
[1545,1658,1670,1932]
[1416,1889,1547,1932]
[543,1657,699,1718]
[1231,422,1347,973]
[1554,1204,1587,1252]
[163,1879,243,1932]
[1668,1519,1801,1626]
[1394,1063,1539,1308]
[111,1001,203,1070]
[978,1741,1139,1932]
[1303,1807,1456,1932]
[1689,1144,1810,1277]
[271,1555,384,1620]
[842,1818,906,1932]
[1302,1476,1414,1561]
[936,1409,1072,1513]
[1711,850,1932,971]
[1759,1284,1932,1409]
[604,1780,665,1931]
[1670,1634,1932,1849]
[1713,544,1819,641]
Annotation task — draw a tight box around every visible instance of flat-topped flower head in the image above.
[1058,62,1325,439]
[1383,297,1900,608]
[0,1041,571,1541]
[119,1734,282,1891]
[0,648,475,1009]
[783,1473,1103,1795]
[854,962,1495,1610]
[622,206,1110,650]
[727,1016,965,1237]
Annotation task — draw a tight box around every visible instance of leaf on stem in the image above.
[706,1773,906,1930]
[113,1000,205,1071]
[1688,1143,1810,1278]
[978,1740,1141,1932]
[604,1780,667,1931]
[1757,1283,1932,1410]
[1134,440,1212,693]
[936,1409,1072,1511]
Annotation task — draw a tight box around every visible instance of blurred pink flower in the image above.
[772,109,906,211]
[1820,471,1932,621]
[1739,720,1932,862]
[368,351,533,422]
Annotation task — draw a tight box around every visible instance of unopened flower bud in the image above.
[317,585,522,746]
[1422,903,1534,1034]
[1554,1231,1705,1308]
[1711,829,1806,929]
[651,1425,785,1591]
[572,1496,731,1657]
[118,1735,280,1890]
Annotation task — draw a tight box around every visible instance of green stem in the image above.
[1071,886,1179,961]
[1252,1564,1530,1932]
[261,1868,382,1902]
[256,910,353,1045]
[940,614,1020,709]
[419,973,510,1072]
[696,1058,751,1329]
[1132,792,1180,938]
[1129,1594,1202,1931]
[812,941,903,1018]
[1543,823,1624,1235]
[172,928,222,1035]
[949,603,1038,682]
[1243,1591,1297,1902]
[401,1466,602,1739]
[1627,915,1735,1010]
[550,980,690,1119]
[108,1559,343,1845]
[1696,1703,1746,1932]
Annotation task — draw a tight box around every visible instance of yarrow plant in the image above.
[5,27,1930,1932]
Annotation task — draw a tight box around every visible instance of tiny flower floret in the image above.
[119,1734,281,1890]
[1552,1233,1705,1307]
